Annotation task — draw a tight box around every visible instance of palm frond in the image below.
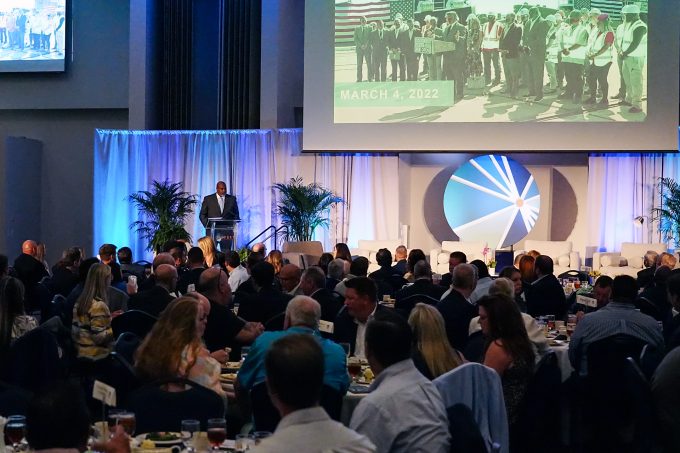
[651,177,680,247]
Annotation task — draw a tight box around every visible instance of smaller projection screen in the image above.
[0,0,67,72]
[303,0,679,152]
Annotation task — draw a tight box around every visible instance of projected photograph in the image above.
[334,0,648,123]
[0,0,66,72]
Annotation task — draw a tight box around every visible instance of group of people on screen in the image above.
[0,8,66,55]
[353,4,647,112]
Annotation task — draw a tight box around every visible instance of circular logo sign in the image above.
[444,155,540,249]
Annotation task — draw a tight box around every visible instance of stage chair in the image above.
[429,241,488,275]
[592,242,667,278]
[515,240,580,276]
[350,239,404,273]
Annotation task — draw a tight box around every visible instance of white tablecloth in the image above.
[550,344,574,382]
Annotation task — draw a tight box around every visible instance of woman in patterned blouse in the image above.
[135,296,225,397]
[0,276,38,351]
[72,263,114,360]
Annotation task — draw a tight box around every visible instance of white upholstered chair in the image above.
[592,242,667,277]
[429,241,488,275]
[515,240,581,276]
[350,239,404,273]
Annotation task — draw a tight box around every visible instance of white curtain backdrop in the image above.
[587,153,680,252]
[94,129,399,261]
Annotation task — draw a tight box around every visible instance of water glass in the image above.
[5,415,26,450]
[235,434,255,452]
[116,412,136,436]
[181,419,200,451]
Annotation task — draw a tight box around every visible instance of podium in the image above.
[207,218,240,252]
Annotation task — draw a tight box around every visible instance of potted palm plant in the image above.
[129,180,198,252]
[273,177,343,241]
[651,177,680,248]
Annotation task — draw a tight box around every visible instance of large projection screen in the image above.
[304,1,679,152]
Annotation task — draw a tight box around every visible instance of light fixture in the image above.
[633,215,647,228]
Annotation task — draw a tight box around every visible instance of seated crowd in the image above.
[1,239,679,452]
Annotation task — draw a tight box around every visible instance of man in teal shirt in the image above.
[236,296,350,396]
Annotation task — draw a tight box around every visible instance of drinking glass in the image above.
[5,415,26,451]
[207,418,227,450]
[347,356,362,382]
[546,315,556,331]
[235,434,255,452]
[253,431,272,445]
[106,408,124,438]
[116,412,136,436]
[181,419,200,452]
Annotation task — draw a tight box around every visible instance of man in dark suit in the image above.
[369,20,389,82]
[395,260,446,316]
[436,263,478,350]
[128,264,177,317]
[523,7,550,100]
[439,251,467,288]
[354,16,372,82]
[236,261,292,330]
[199,181,240,228]
[525,255,568,320]
[637,251,659,289]
[441,11,467,100]
[391,245,408,276]
[333,277,388,357]
[300,266,343,322]
[13,240,48,289]
[387,18,407,82]
[403,19,422,81]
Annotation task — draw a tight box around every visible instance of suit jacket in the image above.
[199,193,239,227]
[354,24,371,49]
[402,28,422,57]
[524,16,550,57]
[525,274,568,320]
[500,23,522,58]
[391,260,408,277]
[333,304,390,356]
[395,279,446,315]
[236,288,292,327]
[13,253,48,287]
[637,267,655,289]
[442,22,467,62]
[387,27,409,52]
[370,28,389,58]
[128,285,175,318]
[311,288,343,322]
[436,288,477,350]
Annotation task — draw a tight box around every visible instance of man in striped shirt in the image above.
[568,274,664,375]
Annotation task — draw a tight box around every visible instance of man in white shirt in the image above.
[226,251,249,292]
[251,334,375,453]
[350,312,450,453]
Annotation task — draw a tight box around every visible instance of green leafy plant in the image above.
[273,177,344,242]
[651,177,680,248]
[129,180,198,252]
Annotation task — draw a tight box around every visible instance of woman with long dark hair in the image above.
[477,294,535,426]
[499,265,527,312]
[0,276,37,352]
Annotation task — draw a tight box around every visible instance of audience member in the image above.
[237,297,349,399]
[408,303,464,380]
[251,334,375,452]
[13,240,48,288]
[368,248,394,282]
[137,252,176,292]
[49,246,82,297]
[392,245,408,276]
[177,247,206,295]
[437,263,478,350]
[199,267,263,353]
[300,266,342,322]
[235,252,266,296]
[334,257,369,297]
[128,264,177,317]
[637,266,673,323]
[163,240,188,275]
[499,265,526,312]
[135,296,224,397]
[226,250,249,292]
[198,236,217,268]
[637,250,659,289]
[657,252,677,270]
[439,251,467,288]
[279,263,303,296]
[469,260,493,303]
[572,275,613,318]
[524,255,567,319]
[333,243,353,263]
[266,250,284,275]
[317,252,334,275]
[117,246,146,282]
[236,262,292,328]
[251,242,267,257]
[477,294,535,426]
[72,263,114,360]
[98,243,124,285]
[0,276,37,353]
[651,345,680,452]
[404,248,428,284]
[568,275,664,375]
[350,311,450,452]
[333,277,387,357]
[395,260,445,316]
[326,258,345,291]
[663,272,680,350]
[518,254,535,285]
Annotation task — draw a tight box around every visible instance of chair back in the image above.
[115,332,142,365]
[433,362,509,453]
[446,403,488,453]
[264,312,285,332]
[6,328,64,392]
[124,378,224,433]
[51,294,70,326]
[0,380,32,417]
[111,310,157,339]
[623,357,659,451]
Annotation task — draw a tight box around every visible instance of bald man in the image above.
[199,267,264,357]
[13,239,48,288]
[128,263,178,317]
[279,263,304,296]
[137,252,176,292]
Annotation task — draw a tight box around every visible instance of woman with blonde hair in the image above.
[198,236,217,267]
[135,296,224,397]
[72,263,114,360]
[408,303,464,380]
[266,250,284,275]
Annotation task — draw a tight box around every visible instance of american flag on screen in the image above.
[335,2,392,45]
[572,0,624,20]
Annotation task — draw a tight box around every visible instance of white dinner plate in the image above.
[135,432,183,446]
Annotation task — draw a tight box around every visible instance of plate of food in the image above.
[220,373,238,381]
[136,432,183,447]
